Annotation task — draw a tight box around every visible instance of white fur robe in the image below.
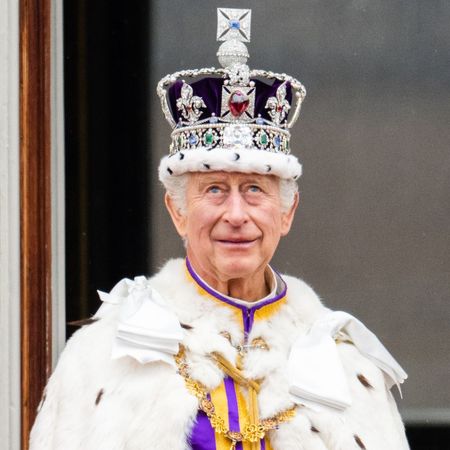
[30,258,409,450]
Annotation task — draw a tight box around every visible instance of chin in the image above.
[215,255,262,279]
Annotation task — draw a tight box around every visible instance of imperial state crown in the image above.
[157,7,306,185]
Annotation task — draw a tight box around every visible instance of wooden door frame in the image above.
[20,0,53,447]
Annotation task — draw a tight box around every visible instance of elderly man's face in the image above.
[166,172,298,284]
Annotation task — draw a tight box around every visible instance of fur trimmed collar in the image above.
[29,258,409,450]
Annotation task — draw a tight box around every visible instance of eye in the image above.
[207,185,222,194]
[247,185,262,193]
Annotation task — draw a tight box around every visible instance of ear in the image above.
[280,191,299,236]
[165,193,187,237]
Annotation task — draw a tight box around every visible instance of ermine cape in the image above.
[30,258,409,450]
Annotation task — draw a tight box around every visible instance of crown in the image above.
[157,8,306,184]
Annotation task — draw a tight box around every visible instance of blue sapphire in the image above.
[256,117,264,125]
[188,134,198,145]
[209,116,219,124]
[274,136,282,148]
[229,19,241,30]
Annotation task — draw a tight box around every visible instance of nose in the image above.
[222,190,249,227]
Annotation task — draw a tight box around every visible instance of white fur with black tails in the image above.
[30,259,409,450]
[159,147,302,188]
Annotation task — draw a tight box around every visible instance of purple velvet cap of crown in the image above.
[168,77,292,124]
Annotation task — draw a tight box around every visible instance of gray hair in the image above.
[164,173,298,214]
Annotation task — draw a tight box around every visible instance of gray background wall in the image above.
[148,0,450,422]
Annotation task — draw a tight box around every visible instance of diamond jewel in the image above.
[265,82,291,125]
[177,82,206,124]
[223,125,253,147]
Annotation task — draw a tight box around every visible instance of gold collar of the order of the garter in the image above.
[175,346,297,450]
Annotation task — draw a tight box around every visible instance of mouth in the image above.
[215,238,259,248]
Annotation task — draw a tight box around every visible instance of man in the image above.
[30,8,409,450]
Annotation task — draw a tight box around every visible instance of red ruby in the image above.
[276,105,283,112]
[228,90,249,117]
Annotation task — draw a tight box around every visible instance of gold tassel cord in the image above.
[249,385,261,450]
[211,352,260,393]
[212,351,268,448]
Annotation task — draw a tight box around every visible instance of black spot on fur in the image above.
[357,373,373,389]
[311,426,319,433]
[203,163,210,170]
[37,391,47,412]
[354,434,367,449]
[180,322,193,330]
[67,317,98,327]
[167,167,173,175]
[234,153,240,160]
[266,165,272,172]
[179,153,184,160]
[95,389,104,406]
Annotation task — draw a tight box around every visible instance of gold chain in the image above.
[175,349,296,447]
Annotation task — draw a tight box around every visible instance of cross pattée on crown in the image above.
[217,8,252,43]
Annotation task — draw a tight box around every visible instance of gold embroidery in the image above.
[242,423,265,442]
[210,415,227,434]
[175,347,297,448]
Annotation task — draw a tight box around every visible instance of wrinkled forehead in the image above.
[187,171,280,189]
